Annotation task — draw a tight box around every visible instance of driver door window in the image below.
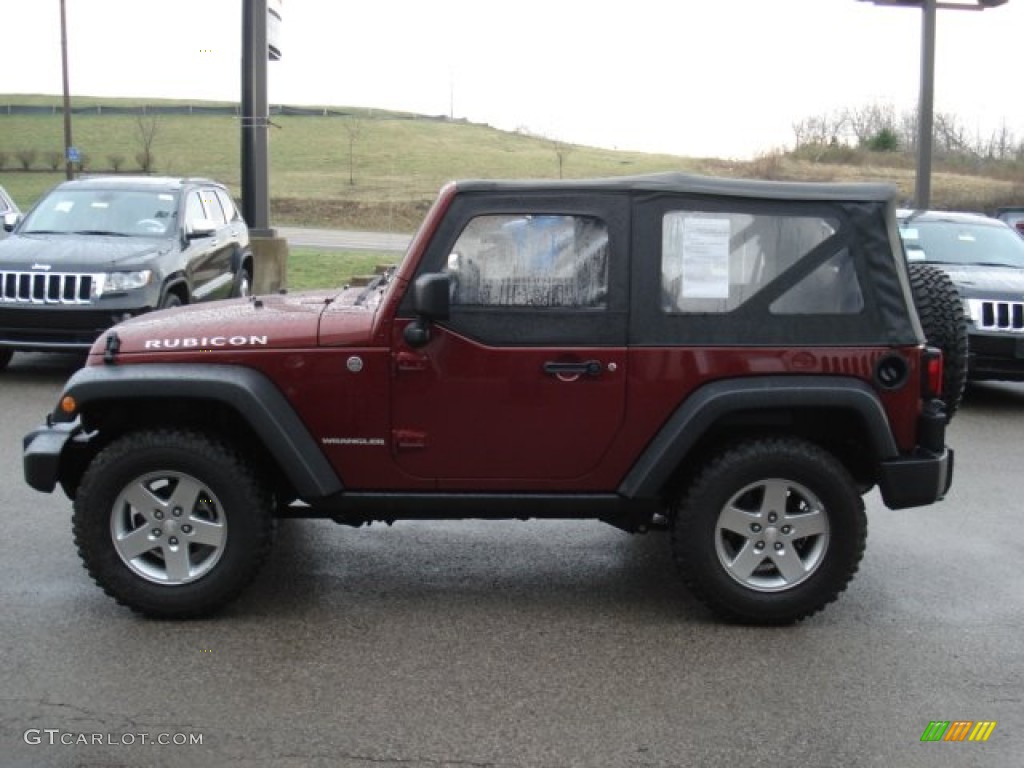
[447,215,609,309]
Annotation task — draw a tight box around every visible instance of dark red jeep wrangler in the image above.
[23,173,958,624]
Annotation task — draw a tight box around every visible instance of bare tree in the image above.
[933,112,972,156]
[15,149,37,170]
[108,153,126,172]
[791,112,846,148]
[341,116,365,186]
[897,109,918,153]
[135,112,159,172]
[845,103,898,147]
[45,150,64,171]
[550,137,574,179]
[979,121,1016,161]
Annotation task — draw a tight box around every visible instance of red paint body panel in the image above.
[390,321,628,489]
[82,179,932,495]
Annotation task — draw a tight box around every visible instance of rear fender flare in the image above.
[618,376,898,500]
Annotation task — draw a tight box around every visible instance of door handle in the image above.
[395,352,428,372]
[543,360,603,378]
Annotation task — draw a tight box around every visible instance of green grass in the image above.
[286,248,400,291]
[2,94,1021,227]
[0,94,695,228]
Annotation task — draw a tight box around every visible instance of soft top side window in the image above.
[446,214,609,309]
[660,210,856,314]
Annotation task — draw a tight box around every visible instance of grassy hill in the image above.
[1,94,1021,232]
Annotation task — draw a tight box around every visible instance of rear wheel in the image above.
[672,437,866,625]
[73,430,274,618]
[908,262,968,421]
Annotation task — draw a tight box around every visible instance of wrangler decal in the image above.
[321,437,386,447]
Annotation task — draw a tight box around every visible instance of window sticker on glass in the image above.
[90,202,110,209]
[680,218,731,299]
[159,194,175,201]
[55,201,74,213]
[900,228,919,240]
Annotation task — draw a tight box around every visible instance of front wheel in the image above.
[159,291,182,310]
[671,438,866,625]
[73,430,274,618]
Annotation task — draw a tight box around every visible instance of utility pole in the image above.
[59,0,74,180]
[241,0,288,293]
[916,0,937,209]
[858,0,1010,209]
[241,0,271,235]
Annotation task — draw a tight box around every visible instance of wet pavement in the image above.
[1,352,1021,767]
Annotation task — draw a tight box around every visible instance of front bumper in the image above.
[0,297,157,352]
[23,421,81,494]
[967,330,1024,381]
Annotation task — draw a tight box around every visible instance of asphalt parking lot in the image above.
[1,352,1022,768]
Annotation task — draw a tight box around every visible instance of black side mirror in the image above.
[413,273,451,320]
[186,218,218,240]
[403,273,451,348]
[2,212,19,232]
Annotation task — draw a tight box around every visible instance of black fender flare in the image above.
[617,376,898,500]
[230,245,253,275]
[52,363,343,500]
[160,274,190,305]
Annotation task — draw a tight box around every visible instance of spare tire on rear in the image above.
[907,262,968,422]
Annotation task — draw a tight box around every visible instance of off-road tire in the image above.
[908,262,968,422]
[0,349,12,372]
[671,437,866,625]
[73,430,274,618]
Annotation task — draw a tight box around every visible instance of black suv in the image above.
[0,176,252,371]
[899,209,1024,381]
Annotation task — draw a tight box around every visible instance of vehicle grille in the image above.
[972,300,1024,332]
[0,271,98,305]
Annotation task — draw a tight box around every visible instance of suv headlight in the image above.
[93,270,153,297]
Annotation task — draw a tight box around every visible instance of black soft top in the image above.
[455,172,896,204]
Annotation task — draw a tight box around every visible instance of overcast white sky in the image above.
[1,0,1021,159]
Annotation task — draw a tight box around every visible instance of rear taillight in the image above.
[922,346,944,399]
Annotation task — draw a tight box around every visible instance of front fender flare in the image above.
[50,363,343,500]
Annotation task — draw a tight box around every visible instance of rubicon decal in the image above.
[143,336,269,350]
[920,720,997,742]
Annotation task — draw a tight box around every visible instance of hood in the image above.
[935,264,1024,298]
[95,288,380,359]
[0,232,169,270]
